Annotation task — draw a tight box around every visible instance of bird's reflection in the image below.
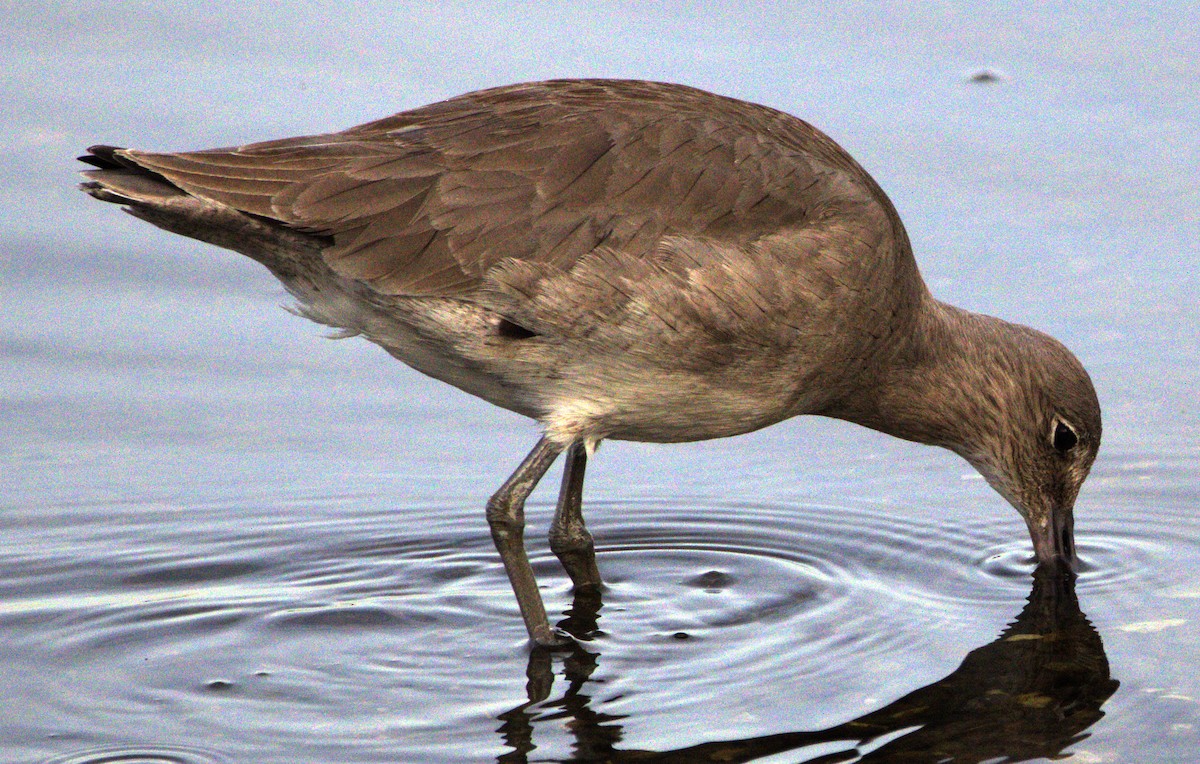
[496,565,1118,763]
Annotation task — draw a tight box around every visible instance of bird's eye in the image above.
[1052,420,1078,453]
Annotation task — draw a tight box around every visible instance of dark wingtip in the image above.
[78,146,181,206]
[78,145,131,170]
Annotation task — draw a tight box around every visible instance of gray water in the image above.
[3,2,1199,762]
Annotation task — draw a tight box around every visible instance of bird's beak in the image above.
[1026,504,1077,571]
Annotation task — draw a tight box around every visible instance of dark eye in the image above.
[1053,420,1078,453]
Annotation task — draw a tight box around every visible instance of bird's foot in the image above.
[531,625,577,650]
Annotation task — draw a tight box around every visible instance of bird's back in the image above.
[81,79,930,444]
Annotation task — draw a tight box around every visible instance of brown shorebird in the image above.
[80,79,1101,647]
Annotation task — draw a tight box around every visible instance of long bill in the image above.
[1026,504,1077,571]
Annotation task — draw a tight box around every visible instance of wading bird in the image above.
[81,79,1101,647]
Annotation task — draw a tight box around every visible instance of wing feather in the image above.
[118,79,896,297]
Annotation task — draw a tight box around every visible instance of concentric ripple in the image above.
[975,531,1164,590]
[534,495,1038,720]
[45,745,223,764]
[14,479,1196,763]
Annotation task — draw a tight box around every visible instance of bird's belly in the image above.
[287,283,546,419]
[539,364,813,445]
[289,284,822,446]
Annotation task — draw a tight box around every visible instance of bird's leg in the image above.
[548,441,603,592]
[487,437,570,647]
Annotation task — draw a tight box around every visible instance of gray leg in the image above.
[549,441,603,592]
[487,437,570,647]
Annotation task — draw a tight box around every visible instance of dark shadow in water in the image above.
[496,565,1118,763]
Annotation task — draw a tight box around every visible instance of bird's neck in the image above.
[826,297,1009,455]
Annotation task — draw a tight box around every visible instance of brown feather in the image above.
[100,79,901,297]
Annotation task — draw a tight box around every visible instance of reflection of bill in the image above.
[499,567,1118,762]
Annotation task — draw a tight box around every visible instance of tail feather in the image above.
[81,169,186,205]
[79,145,185,205]
[78,145,329,277]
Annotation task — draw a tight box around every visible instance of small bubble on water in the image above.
[686,570,736,591]
[967,68,1005,83]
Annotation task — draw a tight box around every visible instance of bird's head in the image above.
[947,319,1102,570]
[840,304,1102,570]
